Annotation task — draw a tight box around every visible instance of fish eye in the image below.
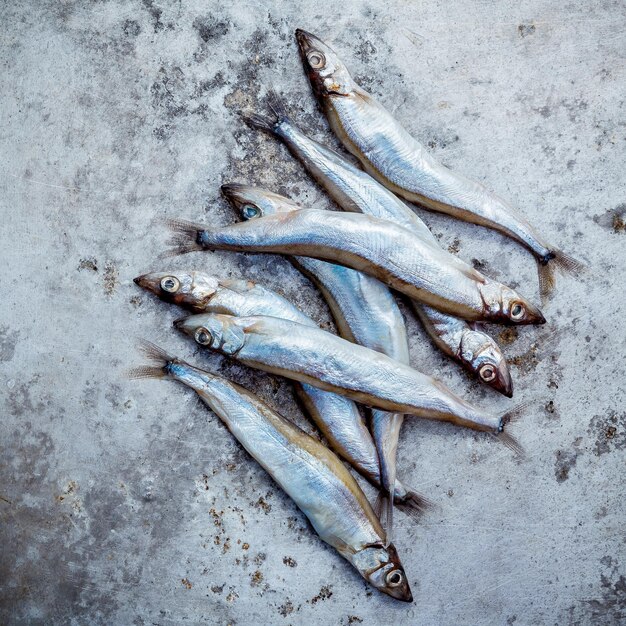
[194,327,213,346]
[479,364,496,382]
[160,276,180,293]
[307,50,326,69]
[241,204,261,220]
[385,570,404,587]
[510,303,525,320]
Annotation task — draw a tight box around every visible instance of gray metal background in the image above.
[1,1,624,624]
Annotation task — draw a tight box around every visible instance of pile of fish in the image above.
[131,30,582,602]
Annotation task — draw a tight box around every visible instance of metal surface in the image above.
[1,1,624,624]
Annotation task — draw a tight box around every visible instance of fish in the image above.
[294,29,584,299]
[130,341,413,601]
[173,311,525,455]
[167,202,545,326]
[220,186,412,542]
[242,98,513,397]
[134,270,432,519]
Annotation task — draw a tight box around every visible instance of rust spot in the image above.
[255,496,271,514]
[278,600,294,617]
[498,327,519,346]
[310,585,333,604]
[612,213,626,233]
[283,556,297,567]
[250,570,263,587]
[509,342,541,374]
[181,578,192,589]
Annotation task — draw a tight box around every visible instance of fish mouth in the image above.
[173,317,191,333]
[524,303,546,325]
[493,364,514,398]
[221,183,252,208]
[295,28,318,55]
[133,273,159,293]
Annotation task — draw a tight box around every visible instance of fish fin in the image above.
[242,89,290,134]
[537,262,556,303]
[538,250,586,302]
[243,112,279,133]
[500,401,529,427]
[395,490,436,523]
[266,88,289,120]
[165,219,205,256]
[126,340,177,379]
[496,430,525,460]
[495,402,527,459]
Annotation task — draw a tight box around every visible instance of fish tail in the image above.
[495,401,529,459]
[165,219,205,256]
[126,340,181,379]
[243,112,279,133]
[500,401,529,427]
[395,489,436,523]
[242,89,290,134]
[267,88,289,120]
[538,250,586,301]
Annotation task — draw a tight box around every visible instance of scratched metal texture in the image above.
[1,1,625,624]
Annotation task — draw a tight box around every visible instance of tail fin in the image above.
[242,89,290,134]
[395,490,436,523]
[495,401,528,459]
[165,219,205,256]
[538,250,586,302]
[243,112,279,133]
[127,340,177,380]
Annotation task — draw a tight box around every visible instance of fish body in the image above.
[132,343,412,601]
[223,180,411,536]
[175,312,522,442]
[242,109,512,395]
[134,271,429,511]
[295,29,583,297]
[169,207,545,325]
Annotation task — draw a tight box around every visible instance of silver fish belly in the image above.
[131,343,412,601]
[294,28,583,297]
[134,270,424,506]
[243,109,512,395]
[169,209,545,324]
[175,312,515,435]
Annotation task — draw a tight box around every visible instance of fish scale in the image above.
[171,208,544,323]
[130,343,412,601]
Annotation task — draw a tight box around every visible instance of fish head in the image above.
[459,329,513,397]
[350,542,413,602]
[479,283,546,326]
[295,29,356,98]
[174,313,246,356]
[134,271,220,312]
[221,183,300,220]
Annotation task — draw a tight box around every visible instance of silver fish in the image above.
[168,205,545,326]
[242,101,513,397]
[131,341,413,601]
[220,186,412,540]
[173,311,524,454]
[134,271,430,518]
[295,29,584,299]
